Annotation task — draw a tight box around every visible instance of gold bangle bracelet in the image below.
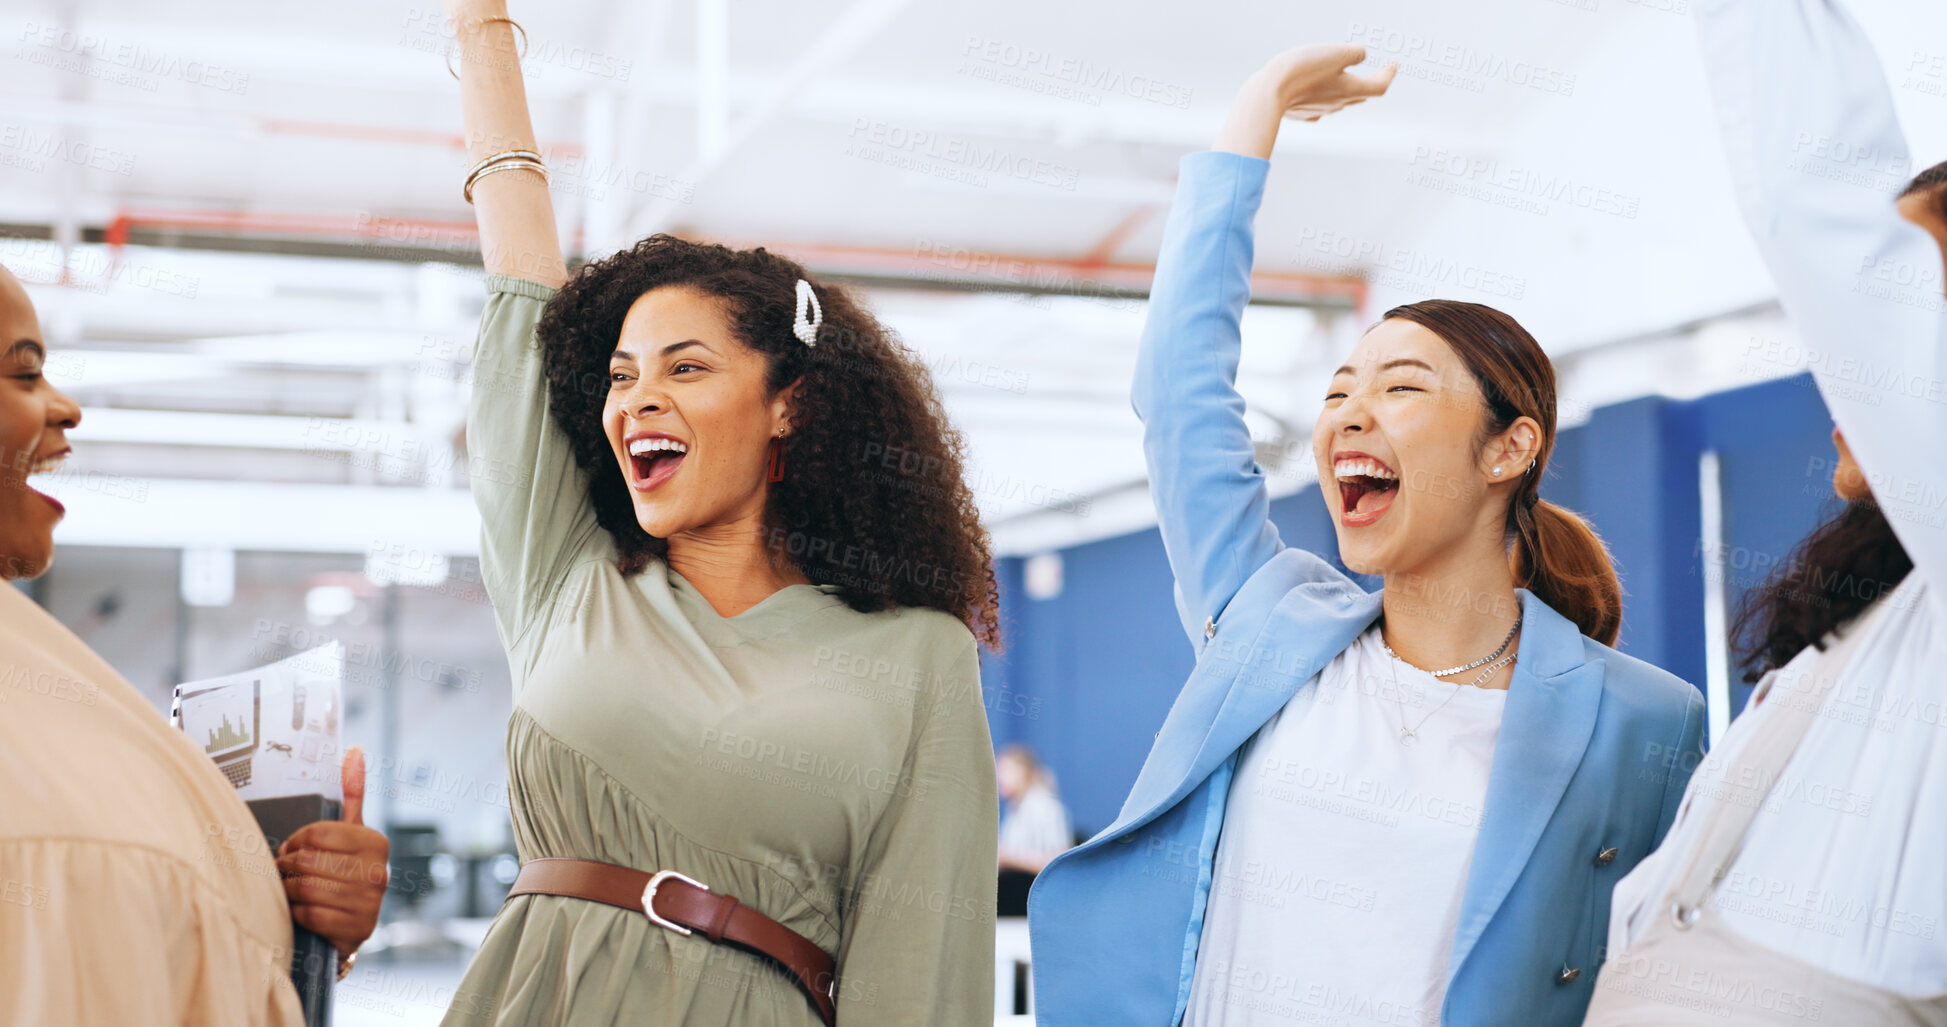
[446,16,528,81]
[464,160,548,204]
[463,148,544,182]
[463,149,548,203]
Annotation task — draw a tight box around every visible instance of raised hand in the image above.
[276,745,390,960]
[439,0,569,285]
[1215,44,1398,159]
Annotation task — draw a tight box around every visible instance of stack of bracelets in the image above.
[463,148,548,204]
[450,16,546,205]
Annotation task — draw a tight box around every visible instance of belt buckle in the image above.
[643,869,708,936]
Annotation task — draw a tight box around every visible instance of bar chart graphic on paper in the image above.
[172,644,343,801]
[204,714,252,753]
[179,678,261,789]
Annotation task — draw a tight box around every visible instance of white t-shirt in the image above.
[1184,626,1508,1027]
[1608,576,1947,996]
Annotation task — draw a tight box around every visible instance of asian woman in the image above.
[1028,44,1705,1027]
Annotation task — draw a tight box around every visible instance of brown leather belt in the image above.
[506,857,837,1026]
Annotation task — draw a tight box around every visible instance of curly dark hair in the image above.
[533,234,1001,650]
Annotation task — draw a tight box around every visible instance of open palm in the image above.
[1254,43,1398,122]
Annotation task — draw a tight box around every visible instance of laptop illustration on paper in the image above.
[179,678,261,789]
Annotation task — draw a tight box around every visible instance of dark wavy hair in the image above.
[1731,500,1910,681]
[1730,162,1944,679]
[534,234,1001,650]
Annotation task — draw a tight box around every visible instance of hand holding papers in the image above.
[276,746,391,961]
[173,642,390,998]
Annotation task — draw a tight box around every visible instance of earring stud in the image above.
[1492,467,1502,477]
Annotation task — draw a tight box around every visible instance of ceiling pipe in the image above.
[88,208,1366,307]
[743,238,1366,308]
[1079,205,1162,268]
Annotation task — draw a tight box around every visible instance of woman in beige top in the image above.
[437,2,1002,1024]
[0,263,390,1025]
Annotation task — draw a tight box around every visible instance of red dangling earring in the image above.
[768,430,786,482]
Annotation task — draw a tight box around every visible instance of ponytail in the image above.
[1510,496,1622,646]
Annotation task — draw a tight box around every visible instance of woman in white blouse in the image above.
[1588,0,1947,1021]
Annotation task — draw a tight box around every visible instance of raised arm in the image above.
[1693,0,1947,591]
[444,0,600,646]
[1133,45,1393,647]
[446,0,568,287]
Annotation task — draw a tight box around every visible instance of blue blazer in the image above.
[1027,151,1707,1027]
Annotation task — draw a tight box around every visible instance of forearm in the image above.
[1692,0,1921,287]
[1212,77,1283,160]
[447,0,567,285]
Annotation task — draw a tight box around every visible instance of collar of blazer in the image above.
[1094,559,1606,981]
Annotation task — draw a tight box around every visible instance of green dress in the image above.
[441,276,998,1026]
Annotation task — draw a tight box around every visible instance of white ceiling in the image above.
[9,0,1946,558]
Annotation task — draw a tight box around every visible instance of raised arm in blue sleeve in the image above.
[1132,150,1290,647]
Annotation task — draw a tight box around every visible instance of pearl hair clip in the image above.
[793,279,822,347]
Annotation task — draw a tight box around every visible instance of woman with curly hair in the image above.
[436,2,999,1023]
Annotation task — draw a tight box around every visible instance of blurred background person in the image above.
[995,743,1071,917]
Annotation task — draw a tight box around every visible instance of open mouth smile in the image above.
[1334,452,1399,528]
[625,432,688,492]
[24,448,69,516]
